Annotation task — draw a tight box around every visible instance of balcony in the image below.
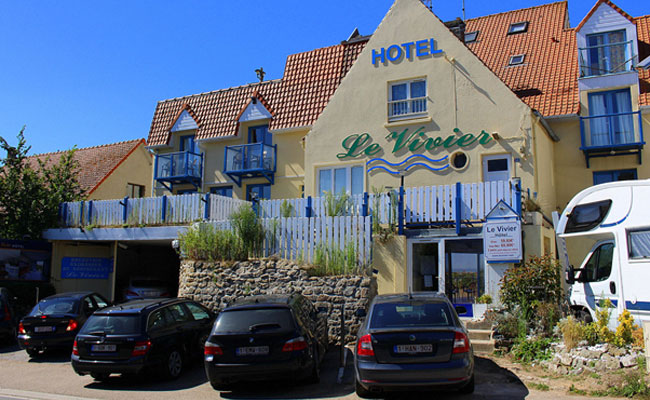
[388,97,427,121]
[579,111,644,167]
[154,151,203,190]
[579,40,636,78]
[224,143,277,186]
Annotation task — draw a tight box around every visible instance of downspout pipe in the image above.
[533,110,560,142]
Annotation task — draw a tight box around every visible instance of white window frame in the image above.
[465,31,479,43]
[508,21,528,35]
[388,78,427,121]
[317,165,365,196]
[509,54,525,66]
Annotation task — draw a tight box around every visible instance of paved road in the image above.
[0,343,612,400]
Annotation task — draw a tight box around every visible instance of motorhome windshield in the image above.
[565,200,612,233]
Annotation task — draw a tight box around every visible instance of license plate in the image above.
[236,346,269,356]
[91,344,117,352]
[394,344,433,354]
[34,326,54,333]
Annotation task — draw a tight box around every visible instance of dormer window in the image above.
[583,30,628,76]
[508,21,528,35]
[509,54,525,66]
[465,31,479,43]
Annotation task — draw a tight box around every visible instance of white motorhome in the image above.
[555,180,650,329]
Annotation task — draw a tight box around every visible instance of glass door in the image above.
[409,241,442,292]
[444,239,484,316]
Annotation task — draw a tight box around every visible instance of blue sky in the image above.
[1,0,646,155]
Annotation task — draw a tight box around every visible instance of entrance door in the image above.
[408,241,442,292]
[483,154,511,182]
[445,239,485,317]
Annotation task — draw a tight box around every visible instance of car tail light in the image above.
[3,304,10,321]
[131,340,151,357]
[282,336,308,352]
[72,340,79,356]
[18,322,26,335]
[357,334,374,356]
[40,315,47,319]
[452,331,470,354]
[126,290,140,297]
[161,292,170,297]
[66,319,78,332]
[204,342,223,356]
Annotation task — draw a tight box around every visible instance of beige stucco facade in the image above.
[87,143,153,201]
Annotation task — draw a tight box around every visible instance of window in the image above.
[587,89,634,146]
[509,54,525,66]
[579,242,614,282]
[565,199,612,233]
[318,165,364,196]
[179,135,196,153]
[91,294,109,309]
[147,309,170,331]
[126,183,145,198]
[210,186,233,197]
[508,21,528,35]
[167,304,192,323]
[388,79,427,120]
[185,302,211,321]
[593,169,637,185]
[247,183,270,201]
[628,229,650,259]
[465,31,478,43]
[248,125,271,145]
[585,30,627,76]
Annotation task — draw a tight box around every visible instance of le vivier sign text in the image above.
[372,38,442,65]
[337,127,493,159]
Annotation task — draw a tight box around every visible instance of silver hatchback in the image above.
[354,292,474,397]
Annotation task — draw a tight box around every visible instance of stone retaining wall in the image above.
[542,343,643,374]
[178,258,377,344]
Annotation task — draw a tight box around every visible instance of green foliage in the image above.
[177,223,246,261]
[558,316,584,350]
[500,255,564,331]
[0,127,84,239]
[324,190,350,217]
[370,186,398,242]
[607,370,650,398]
[511,336,553,363]
[230,204,265,258]
[528,382,550,391]
[476,294,493,304]
[494,309,527,339]
[280,200,294,218]
[615,309,639,347]
[308,241,360,276]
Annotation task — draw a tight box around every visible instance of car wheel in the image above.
[306,347,320,384]
[577,309,593,324]
[164,349,183,380]
[90,372,110,381]
[355,379,375,398]
[25,348,39,357]
[459,373,475,394]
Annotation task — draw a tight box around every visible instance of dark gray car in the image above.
[354,292,474,397]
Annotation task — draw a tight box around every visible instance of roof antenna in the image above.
[462,0,466,21]
[255,67,265,82]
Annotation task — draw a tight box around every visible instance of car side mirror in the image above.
[455,306,468,315]
[355,309,367,318]
[566,266,576,284]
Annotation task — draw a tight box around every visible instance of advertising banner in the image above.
[61,257,114,279]
[0,239,52,281]
[483,220,522,263]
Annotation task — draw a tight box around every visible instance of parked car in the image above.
[354,292,474,397]
[204,293,328,389]
[71,297,214,381]
[17,291,110,356]
[0,287,18,344]
[123,277,171,300]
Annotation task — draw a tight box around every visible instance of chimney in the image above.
[444,18,466,42]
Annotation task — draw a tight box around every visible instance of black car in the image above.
[0,287,18,344]
[17,291,110,356]
[354,293,474,397]
[71,297,214,381]
[204,293,328,389]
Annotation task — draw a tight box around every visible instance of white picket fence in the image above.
[209,216,373,266]
[61,193,248,227]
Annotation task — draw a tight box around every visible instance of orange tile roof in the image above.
[465,1,580,116]
[147,39,367,146]
[576,0,635,32]
[27,139,147,195]
[636,15,650,107]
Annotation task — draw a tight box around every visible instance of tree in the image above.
[0,127,84,239]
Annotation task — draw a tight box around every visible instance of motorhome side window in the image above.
[628,229,650,259]
[581,243,614,282]
[565,200,612,233]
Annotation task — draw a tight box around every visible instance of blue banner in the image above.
[61,257,113,279]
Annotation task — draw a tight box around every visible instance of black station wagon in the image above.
[71,298,214,381]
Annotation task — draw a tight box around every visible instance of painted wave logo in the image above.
[366,154,449,175]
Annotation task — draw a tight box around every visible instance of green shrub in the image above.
[230,204,265,258]
[280,200,294,218]
[324,190,350,216]
[558,316,584,350]
[476,294,493,304]
[309,241,360,276]
[494,309,527,340]
[511,336,553,363]
[178,223,246,261]
[607,369,650,398]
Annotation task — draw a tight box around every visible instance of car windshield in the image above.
[80,314,141,335]
[28,298,78,316]
[369,302,453,328]
[213,308,295,334]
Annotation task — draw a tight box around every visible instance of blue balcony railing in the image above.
[224,143,277,186]
[579,40,636,77]
[579,110,644,166]
[154,151,203,190]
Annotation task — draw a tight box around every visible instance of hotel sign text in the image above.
[372,38,442,65]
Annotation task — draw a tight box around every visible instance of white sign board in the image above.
[483,220,522,263]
